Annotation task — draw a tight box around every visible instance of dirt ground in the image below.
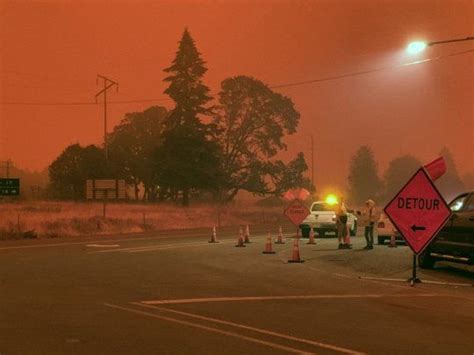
[0,200,286,240]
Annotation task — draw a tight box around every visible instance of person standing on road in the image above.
[336,197,351,249]
[363,199,376,249]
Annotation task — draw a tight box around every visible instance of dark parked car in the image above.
[419,191,474,269]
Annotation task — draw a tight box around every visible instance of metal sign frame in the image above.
[86,179,126,200]
[0,178,20,196]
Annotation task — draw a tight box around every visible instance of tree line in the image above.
[48,29,313,205]
[347,145,467,205]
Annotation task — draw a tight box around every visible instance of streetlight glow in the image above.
[406,41,427,55]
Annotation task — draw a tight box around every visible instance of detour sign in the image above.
[384,168,451,255]
[284,199,310,227]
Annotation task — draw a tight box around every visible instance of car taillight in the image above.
[378,222,385,228]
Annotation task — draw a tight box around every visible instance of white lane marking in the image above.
[139,293,440,305]
[86,244,120,248]
[90,241,208,254]
[0,230,259,251]
[0,234,199,251]
[127,240,238,253]
[89,239,237,254]
[305,264,413,290]
[134,302,366,355]
[104,303,313,355]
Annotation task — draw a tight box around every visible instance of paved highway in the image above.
[1,227,473,354]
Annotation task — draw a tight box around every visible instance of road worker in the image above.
[336,197,351,249]
[362,199,376,250]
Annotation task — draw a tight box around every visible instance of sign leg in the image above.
[103,190,108,219]
[409,253,421,286]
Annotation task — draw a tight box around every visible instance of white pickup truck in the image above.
[299,201,358,237]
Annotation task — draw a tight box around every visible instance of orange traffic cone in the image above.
[209,225,219,243]
[262,232,276,254]
[388,233,397,248]
[307,227,316,245]
[275,226,285,244]
[288,237,304,263]
[244,224,251,243]
[235,226,246,247]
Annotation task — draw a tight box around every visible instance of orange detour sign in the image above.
[284,199,310,227]
[384,168,451,255]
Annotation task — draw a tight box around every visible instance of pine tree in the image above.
[347,145,383,205]
[157,28,220,206]
[163,28,212,130]
[383,155,422,202]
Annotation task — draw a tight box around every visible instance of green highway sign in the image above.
[0,178,20,196]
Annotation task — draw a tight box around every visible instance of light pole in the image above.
[406,36,474,55]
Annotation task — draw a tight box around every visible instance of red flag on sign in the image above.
[296,188,310,200]
[424,157,447,181]
[282,188,311,201]
[283,190,295,201]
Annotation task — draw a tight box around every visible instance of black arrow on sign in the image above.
[411,224,426,232]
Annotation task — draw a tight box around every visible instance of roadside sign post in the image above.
[284,199,310,238]
[103,189,108,219]
[411,253,419,285]
[86,179,126,219]
[384,168,451,286]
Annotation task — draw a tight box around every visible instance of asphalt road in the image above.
[1,227,473,355]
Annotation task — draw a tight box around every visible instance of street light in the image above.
[406,36,474,54]
[407,41,427,55]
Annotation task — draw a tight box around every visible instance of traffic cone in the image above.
[262,232,276,254]
[209,225,219,243]
[235,226,246,247]
[244,224,251,243]
[307,227,316,244]
[288,237,304,263]
[388,233,397,248]
[275,226,285,244]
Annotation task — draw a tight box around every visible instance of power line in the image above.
[270,48,474,89]
[1,48,472,106]
[0,98,171,106]
[0,101,98,106]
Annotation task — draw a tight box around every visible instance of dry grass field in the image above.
[0,200,285,240]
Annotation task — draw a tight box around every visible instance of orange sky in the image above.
[1,0,473,191]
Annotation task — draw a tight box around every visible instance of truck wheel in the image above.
[377,237,385,245]
[419,250,436,269]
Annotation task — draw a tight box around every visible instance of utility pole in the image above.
[95,75,118,161]
[309,134,314,186]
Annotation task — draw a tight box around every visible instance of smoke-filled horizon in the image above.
[1,0,473,192]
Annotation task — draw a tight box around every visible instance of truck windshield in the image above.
[311,203,333,212]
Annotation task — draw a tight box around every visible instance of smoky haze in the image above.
[0,0,473,194]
